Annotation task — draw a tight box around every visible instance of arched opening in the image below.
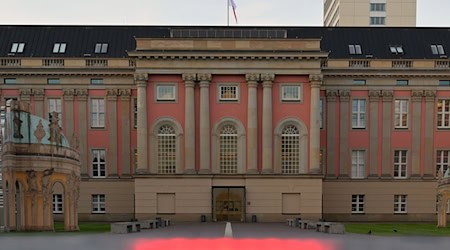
[157,124,177,174]
[51,182,65,232]
[15,181,21,231]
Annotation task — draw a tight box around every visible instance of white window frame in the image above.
[219,125,239,174]
[370,3,386,12]
[219,85,239,101]
[390,46,404,55]
[370,16,386,26]
[352,194,365,214]
[10,42,25,53]
[48,98,62,127]
[437,99,450,129]
[92,194,106,214]
[437,150,450,176]
[156,84,176,101]
[348,44,362,55]
[394,150,408,179]
[157,125,177,174]
[431,45,445,55]
[91,98,105,128]
[53,194,63,214]
[53,43,67,54]
[281,85,301,102]
[281,125,301,174]
[91,149,106,178]
[94,43,108,54]
[394,195,407,214]
[394,100,408,129]
[352,99,366,129]
[351,150,365,178]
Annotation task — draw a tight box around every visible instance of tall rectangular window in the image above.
[91,99,105,128]
[352,99,366,129]
[48,98,62,126]
[394,100,408,129]
[92,149,106,177]
[133,97,138,129]
[92,194,106,213]
[437,150,450,175]
[394,195,407,214]
[351,150,365,178]
[394,150,408,178]
[53,194,63,214]
[352,194,365,214]
[437,100,450,129]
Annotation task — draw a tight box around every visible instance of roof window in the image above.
[431,45,445,55]
[390,46,404,55]
[53,43,67,53]
[349,44,362,55]
[95,43,108,54]
[10,43,25,53]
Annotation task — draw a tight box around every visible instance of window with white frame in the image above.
[370,16,386,25]
[394,100,408,129]
[390,46,404,55]
[348,44,362,55]
[92,194,105,213]
[156,85,176,101]
[436,150,450,176]
[10,42,25,53]
[370,3,386,12]
[437,100,450,129]
[92,149,106,177]
[48,98,62,127]
[219,85,239,101]
[352,99,366,129]
[281,85,301,102]
[53,194,63,213]
[431,45,445,55]
[394,150,407,178]
[219,125,238,174]
[352,194,365,214]
[94,43,108,54]
[351,150,365,178]
[157,125,176,174]
[53,43,67,54]
[91,99,105,128]
[320,99,324,129]
[281,125,300,174]
[394,195,407,214]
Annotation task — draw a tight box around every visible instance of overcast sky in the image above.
[0,0,449,27]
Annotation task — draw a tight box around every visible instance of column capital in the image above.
[382,90,394,102]
[33,88,45,101]
[75,89,89,101]
[197,73,212,82]
[424,90,436,102]
[182,73,197,83]
[261,73,275,83]
[326,89,339,102]
[118,89,132,101]
[107,89,119,101]
[368,90,382,102]
[63,89,76,101]
[245,73,260,83]
[411,90,423,102]
[338,89,351,102]
[309,74,323,86]
[134,73,148,86]
[19,88,32,101]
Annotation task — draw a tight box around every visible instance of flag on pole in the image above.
[229,0,238,24]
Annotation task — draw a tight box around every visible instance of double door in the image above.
[213,187,245,222]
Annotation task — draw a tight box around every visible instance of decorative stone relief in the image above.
[75,89,88,101]
[368,90,381,102]
[339,90,351,102]
[19,88,32,101]
[33,89,45,101]
[261,73,275,82]
[326,90,339,102]
[245,73,260,82]
[13,112,23,139]
[107,89,118,101]
[48,111,62,144]
[34,120,46,143]
[424,90,436,102]
[411,90,424,102]
[197,73,212,82]
[134,73,148,83]
[182,73,197,82]
[63,89,76,101]
[118,89,132,101]
[382,90,394,102]
[309,74,323,85]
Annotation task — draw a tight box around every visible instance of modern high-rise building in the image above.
[324,0,416,27]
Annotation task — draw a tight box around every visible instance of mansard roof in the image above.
[0,25,449,59]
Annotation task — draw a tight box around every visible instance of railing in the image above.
[129,59,136,67]
[321,60,328,68]
[349,60,370,68]
[86,59,108,67]
[392,60,412,68]
[1,59,21,66]
[435,60,450,68]
[42,59,64,67]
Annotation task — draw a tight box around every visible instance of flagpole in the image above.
[227,0,230,26]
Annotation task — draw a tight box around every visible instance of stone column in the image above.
[19,88,31,102]
[135,73,149,174]
[198,73,212,174]
[411,90,423,178]
[76,89,89,176]
[33,89,45,118]
[424,90,436,178]
[326,90,338,178]
[63,89,75,147]
[339,90,351,178]
[309,74,322,174]
[183,73,197,174]
[246,73,260,174]
[261,73,275,173]
[119,89,132,177]
[107,89,118,177]
[369,90,381,178]
[381,90,394,178]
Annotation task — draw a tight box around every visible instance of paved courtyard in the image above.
[1,223,449,250]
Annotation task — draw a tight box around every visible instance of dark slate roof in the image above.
[0,25,450,59]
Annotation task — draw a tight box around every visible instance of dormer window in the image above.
[10,43,25,53]
[349,45,362,55]
[431,45,445,55]
[94,43,108,54]
[53,43,67,53]
[390,46,404,55]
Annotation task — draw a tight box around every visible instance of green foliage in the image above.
[54,223,110,233]
[345,223,450,236]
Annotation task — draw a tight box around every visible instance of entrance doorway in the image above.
[212,187,245,222]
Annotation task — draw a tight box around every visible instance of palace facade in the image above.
[1,26,450,224]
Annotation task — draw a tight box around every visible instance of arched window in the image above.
[281,125,300,174]
[158,125,176,174]
[220,125,238,174]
